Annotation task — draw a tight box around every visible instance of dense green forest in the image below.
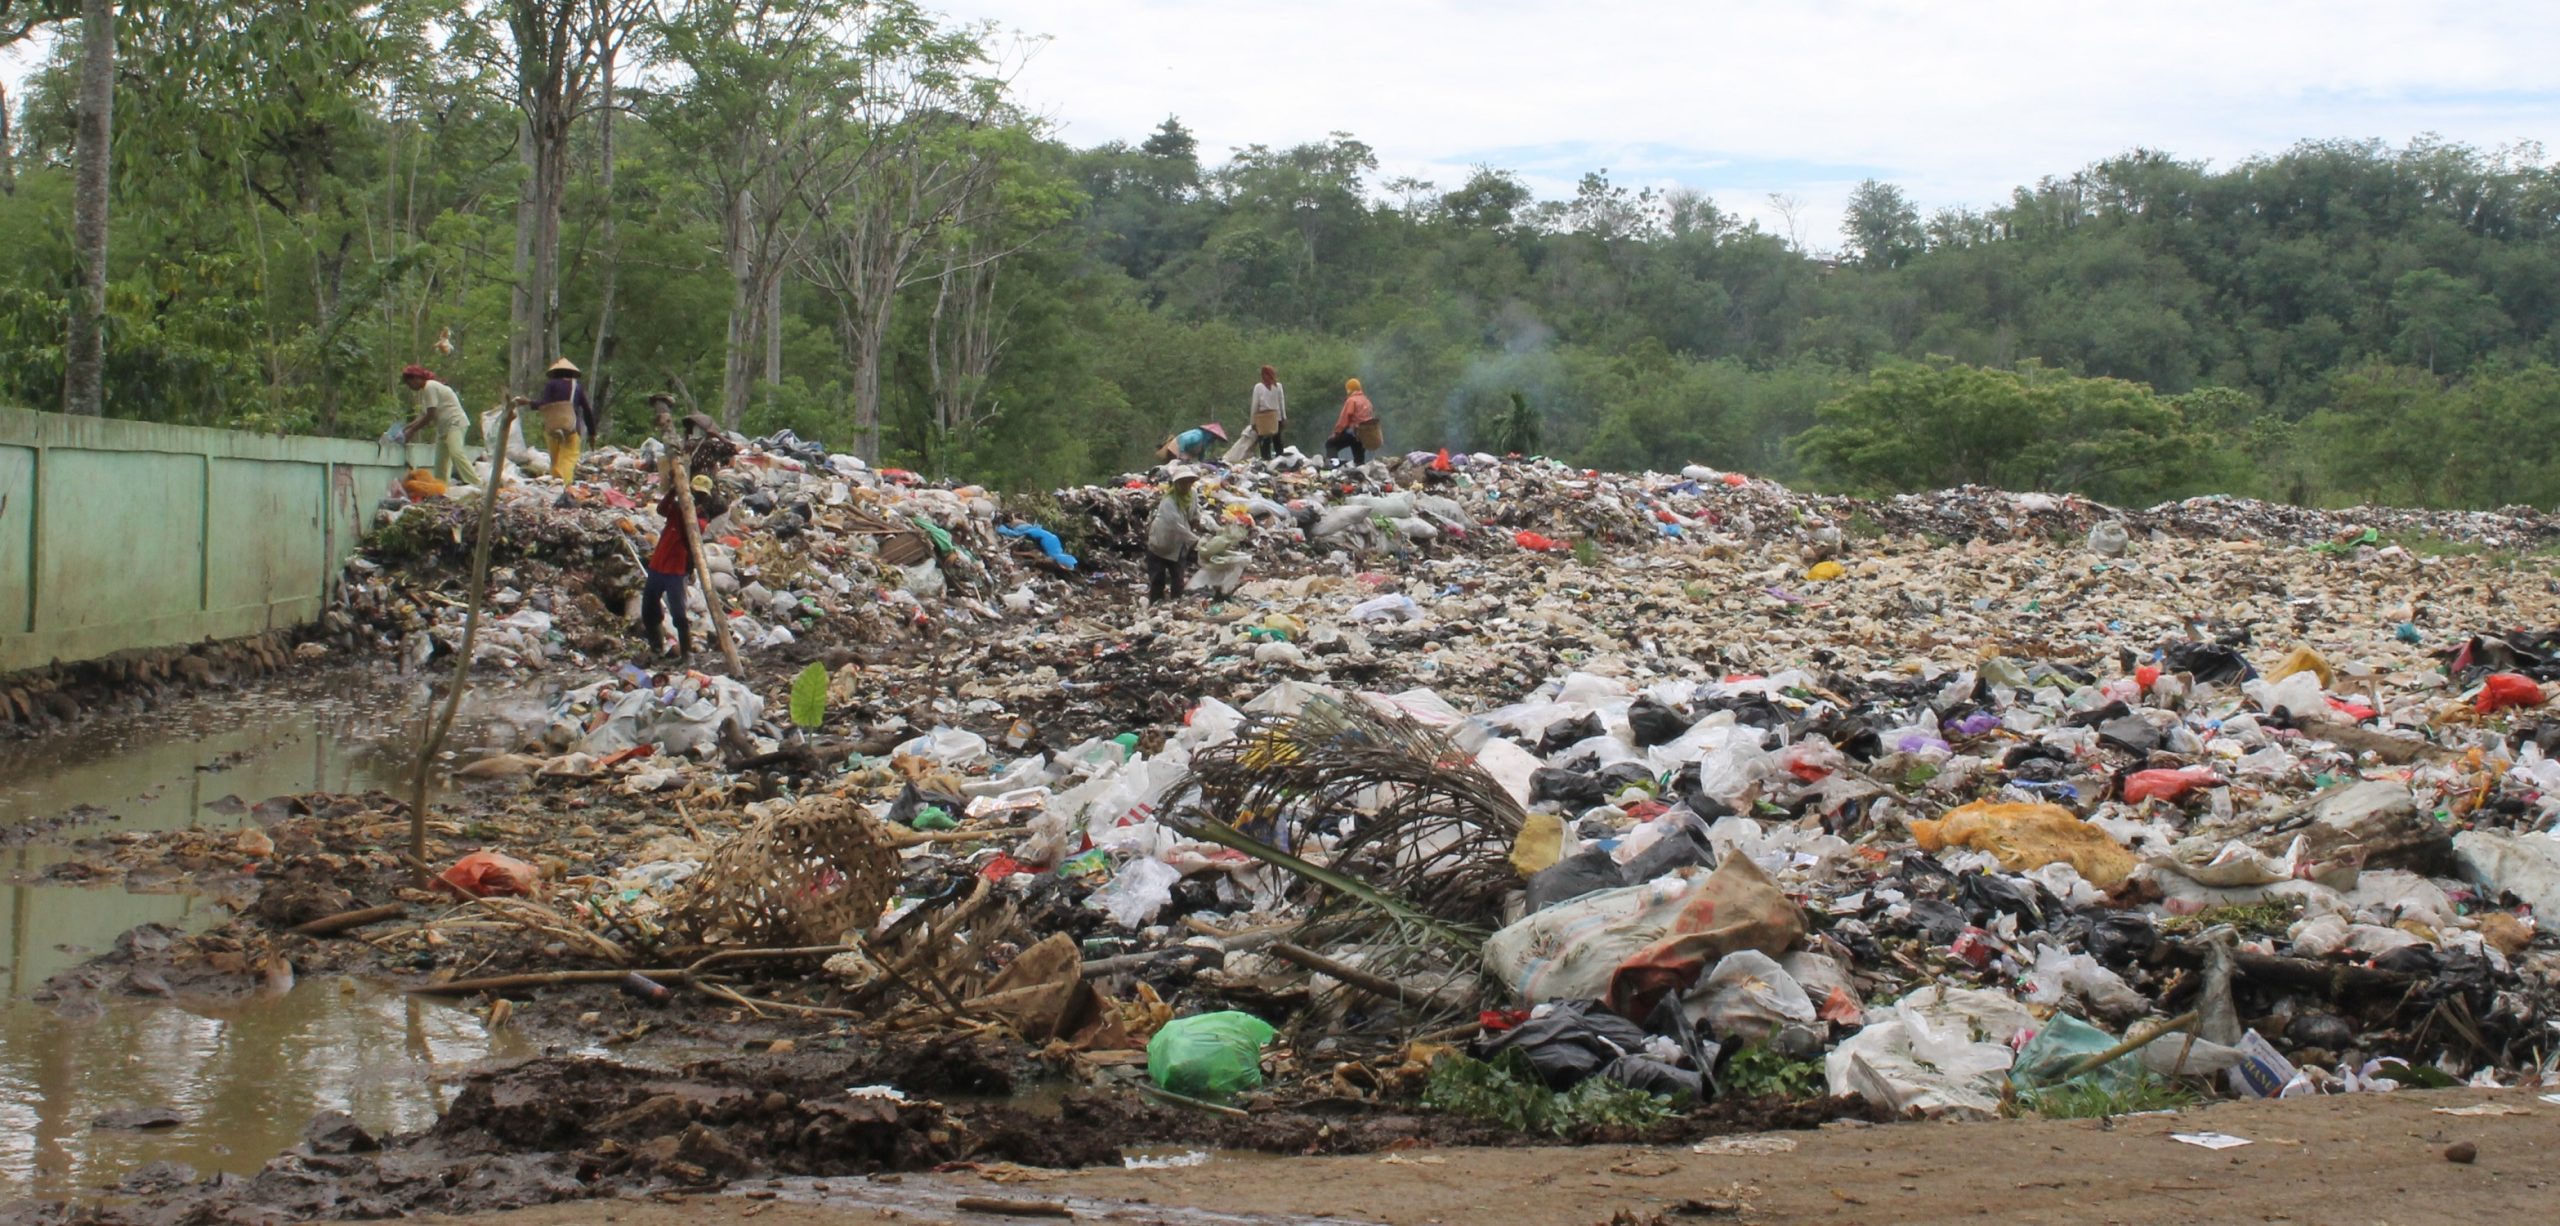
[3,1,2559,508]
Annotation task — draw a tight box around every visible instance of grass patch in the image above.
[1842,512,1889,541]
[1572,538,1601,567]
[1422,1050,1682,1135]
[1720,1043,1827,1099]
[2157,898,2302,938]
[2011,1071,2200,1119]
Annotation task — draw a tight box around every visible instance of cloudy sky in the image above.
[6,2,2554,248]
[935,0,2560,247]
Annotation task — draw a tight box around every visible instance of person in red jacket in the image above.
[639,473,719,661]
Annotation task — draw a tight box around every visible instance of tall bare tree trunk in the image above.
[0,82,17,197]
[718,187,758,429]
[763,267,781,413]
[508,119,538,392]
[850,293,890,462]
[586,29,618,437]
[63,0,115,418]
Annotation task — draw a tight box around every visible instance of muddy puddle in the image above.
[0,666,550,1202]
[740,1171,1359,1225]
[0,978,533,1198]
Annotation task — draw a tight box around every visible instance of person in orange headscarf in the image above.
[1325,377,1379,466]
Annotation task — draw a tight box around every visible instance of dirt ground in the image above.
[415,1086,2556,1226]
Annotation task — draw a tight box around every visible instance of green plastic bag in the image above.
[1147,1011,1275,1099]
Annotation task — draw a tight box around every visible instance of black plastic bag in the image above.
[1627,696,1694,748]
[1530,768,1607,810]
[1525,849,1626,912]
[1668,762,1737,821]
[1598,1054,1702,1101]
[2081,911,2157,967]
[1959,870,2050,931]
[1621,814,1716,881]
[2163,641,2255,684]
[1539,713,1605,755]
[1477,999,1652,1090]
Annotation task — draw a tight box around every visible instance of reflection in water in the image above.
[0,667,551,1202]
[0,978,527,1198]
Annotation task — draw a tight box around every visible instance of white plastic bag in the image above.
[1089,857,1181,928]
[1687,950,1818,1053]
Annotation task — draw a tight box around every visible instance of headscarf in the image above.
[1345,378,1362,393]
[1260,365,1277,386]
[400,364,435,383]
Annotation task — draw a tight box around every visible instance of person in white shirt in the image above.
[1248,365,1287,460]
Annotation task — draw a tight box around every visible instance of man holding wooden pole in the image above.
[668,458,743,674]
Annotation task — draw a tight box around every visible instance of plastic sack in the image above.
[2020,946,2149,1022]
[1686,950,1818,1053]
[2085,520,2129,557]
[1825,986,2033,1118]
[1515,530,1564,552]
[2453,829,2560,917]
[1088,857,1181,928]
[1909,801,2135,888]
[437,850,540,899]
[1147,1011,1275,1099]
[1484,856,1803,1018]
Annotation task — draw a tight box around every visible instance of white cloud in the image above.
[941,0,2560,246]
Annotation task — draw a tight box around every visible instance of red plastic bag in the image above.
[2477,673,2544,714]
[1431,448,1453,472]
[2123,766,2220,804]
[2134,665,2161,690]
[1515,530,1562,552]
[1720,472,1748,487]
[2324,696,2377,722]
[436,850,541,899]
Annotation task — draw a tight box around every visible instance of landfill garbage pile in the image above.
[38,438,2560,1221]
[315,437,2560,1103]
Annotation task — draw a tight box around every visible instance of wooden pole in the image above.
[669,456,742,674]
[407,403,515,888]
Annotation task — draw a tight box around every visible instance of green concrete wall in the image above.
[0,408,429,672]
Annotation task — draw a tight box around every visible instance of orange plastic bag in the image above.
[1515,531,1562,552]
[401,468,448,501]
[2477,673,2545,714]
[1909,801,2135,887]
[437,850,541,899]
[2122,766,2220,804]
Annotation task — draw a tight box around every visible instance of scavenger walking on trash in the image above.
[638,472,721,663]
[514,357,595,482]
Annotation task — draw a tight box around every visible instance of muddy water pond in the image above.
[0,668,546,1201]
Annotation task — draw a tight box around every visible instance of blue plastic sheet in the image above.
[998,522,1078,570]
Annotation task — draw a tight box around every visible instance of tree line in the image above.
[3,2,2558,508]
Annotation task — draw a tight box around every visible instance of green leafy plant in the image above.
[789,661,828,730]
[1719,1043,1827,1100]
[2011,1071,2198,1119]
[1422,1051,1681,1135]
[1571,538,1600,567]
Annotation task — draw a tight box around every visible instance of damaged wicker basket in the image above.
[664,795,899,951]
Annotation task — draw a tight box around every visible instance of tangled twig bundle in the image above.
[667,795,899,951]
[1179,698,1525,926]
